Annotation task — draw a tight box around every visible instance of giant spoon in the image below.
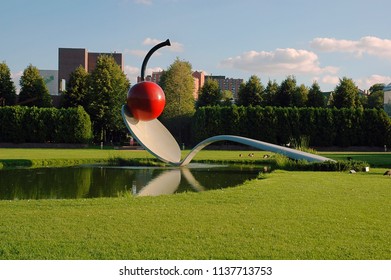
[122,39,334,166]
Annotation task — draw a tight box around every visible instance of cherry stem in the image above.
[140,39,171,81]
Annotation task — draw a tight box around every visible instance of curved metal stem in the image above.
[140,39,171,81]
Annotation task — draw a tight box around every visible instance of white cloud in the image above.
[355,74,391,90]
[143,37,184,52]
[220,48,338,75]
[311,36,391,59]
[321,75,340,86]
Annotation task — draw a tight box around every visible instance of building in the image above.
[39,70,58,96]
[384,83,391,116]
[58,48,123,92]
[137,71,164,84]
[205,75,243,99]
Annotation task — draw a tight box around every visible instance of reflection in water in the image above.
[0,164,263,200]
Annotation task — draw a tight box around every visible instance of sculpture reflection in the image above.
[137,167,205,197]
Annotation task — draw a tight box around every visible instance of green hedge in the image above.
[0,106,92,143]
[192,106,391,147]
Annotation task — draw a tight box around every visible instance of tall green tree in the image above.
[263,80,279,106]
[19,64,52,107]
[196,78,222,108]
[307,81,325,107]
[332,77,360,108]
[366,83,385,109]
[62,65,89,108]
[292,84,308,107]
[86,55,130,142]
[0,62,17,106]
[237,75,264,106]
[159,58,195,144]
[275,75,297,107]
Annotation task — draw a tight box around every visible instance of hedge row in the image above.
[0,106,92,143]
[192,106,391,147]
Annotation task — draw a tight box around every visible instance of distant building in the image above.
[39,70,58,96]
[137,71,164,84]
[58,48,123,92]
[384,83,391,116]
[205,75,243,100]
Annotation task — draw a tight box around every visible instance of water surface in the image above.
[0,164,262,200]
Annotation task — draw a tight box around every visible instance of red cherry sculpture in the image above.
[126,39,171,121]
[127,81,165,121]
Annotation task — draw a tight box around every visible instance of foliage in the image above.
[0,106,92,143]
[263,80,279,106]
[159,58,196,144]
[275,75,297,107]
[332,77,361,109]
[19,64,52,107]
[307,81,325,107]
[366,90,384,109]
[196,78,222,108]
[86,55,130,142]
[0,62,17,105]
[192,106,391,147]
[237,75,264,106]
[61,65,89,108]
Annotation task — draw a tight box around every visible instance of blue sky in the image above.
[1,0,391,92]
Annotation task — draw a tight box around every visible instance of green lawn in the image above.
[0,148,390,260]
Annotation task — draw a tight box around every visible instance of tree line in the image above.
[197,74,385,110]
[0,58,389,146]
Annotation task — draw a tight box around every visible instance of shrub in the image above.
[0,106,92,143]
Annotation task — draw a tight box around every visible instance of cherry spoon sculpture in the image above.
[122,39,334,166]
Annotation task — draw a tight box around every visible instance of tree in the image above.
[367,91,384,109]
[19,64,52,107]
[275,75,297,107]
[292,84,308,107]
[307,81,325,107]
[237,75,264,106]
[86,55,130,142]
[159,58,195,144]
[0,62,17,106]
[366,83,385,109]
[196,78,222,108]
[62,65,89,108]
[221,90,233,106]
[332,77,360,108]
[263,80,279,106]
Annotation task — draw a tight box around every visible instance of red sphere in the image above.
[127,81,165,121]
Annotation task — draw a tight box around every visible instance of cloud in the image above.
[355,74,391,89]
[220,48,338,75]
[143,37,184,52]
[320,75,340,86]
[311,36,391,59]
[125,38,184,58]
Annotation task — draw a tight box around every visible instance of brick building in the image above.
[58,48,123,91]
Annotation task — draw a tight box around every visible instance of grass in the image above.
[0,148,390,260]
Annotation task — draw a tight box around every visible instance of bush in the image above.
[0,106,92,143]
[191,106,391,147]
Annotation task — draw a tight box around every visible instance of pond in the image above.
[0,164,264,200]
